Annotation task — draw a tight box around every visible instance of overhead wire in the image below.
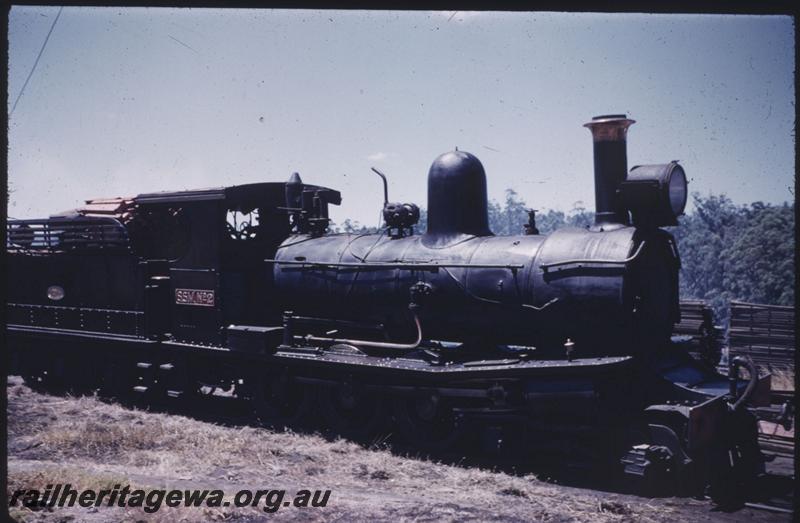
[10,6,64,117]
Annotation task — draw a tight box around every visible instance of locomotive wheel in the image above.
[251,373,314,429]
[392,392,464,452]
[316,382,387,440]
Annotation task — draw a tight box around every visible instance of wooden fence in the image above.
[728,301,795,372]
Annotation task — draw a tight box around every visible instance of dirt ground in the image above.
[5,376,794,522]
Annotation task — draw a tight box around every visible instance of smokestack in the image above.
[583,114,635,226]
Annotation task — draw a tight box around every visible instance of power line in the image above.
[10,6,64,117]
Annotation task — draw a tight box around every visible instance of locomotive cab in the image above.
[131,182,340,345]
[6,181,340,349]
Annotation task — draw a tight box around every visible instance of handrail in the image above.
[266,259,524,271]
[7,217,129,251]
[298,312,423,351]
[540,241,646,272]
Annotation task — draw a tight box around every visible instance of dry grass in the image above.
[6,377,780,522]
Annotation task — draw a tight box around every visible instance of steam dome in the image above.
[425,150,492,238]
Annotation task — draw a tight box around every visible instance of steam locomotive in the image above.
[6,115,770,502]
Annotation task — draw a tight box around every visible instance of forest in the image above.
[333,191,795,325]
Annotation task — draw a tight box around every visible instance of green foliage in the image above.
[723,202,794,306]
[671,194,794,323]
[668,194,742,321]
[534,209,566,235]
[486,189,592,235]
[564,202,593,229]
[329,218,380,234]
[489,189,530,235]
[416,207,428,234]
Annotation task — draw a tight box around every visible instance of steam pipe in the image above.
[729,356,759,411]
[583,115,635,226]
[299,312,423,351]
[371,167,389,205]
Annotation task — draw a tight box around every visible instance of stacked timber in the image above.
[728,301,795,372]
[673,300,724,366]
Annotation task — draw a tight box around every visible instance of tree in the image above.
[671,193,794,323]
[535,209,567,235]
[498,189,530,235]
[721,202,794,306]
[669,193,742,320]
[487,189,578,236]
[415,207,428,235]
[330,219,379,234]
[565,201,592,229]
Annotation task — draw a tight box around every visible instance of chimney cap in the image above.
[591,114,629,121]
[583,115,636,141]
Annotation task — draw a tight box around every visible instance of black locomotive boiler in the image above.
[6,115,771,501]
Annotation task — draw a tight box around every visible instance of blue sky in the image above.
[8,8,795,227]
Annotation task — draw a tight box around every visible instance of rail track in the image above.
[744,501,794,515]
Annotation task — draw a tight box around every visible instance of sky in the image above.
[7,7,795,228]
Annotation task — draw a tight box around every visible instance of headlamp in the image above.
[619,161,687,227]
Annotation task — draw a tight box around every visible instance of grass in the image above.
[6,376,749,522]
